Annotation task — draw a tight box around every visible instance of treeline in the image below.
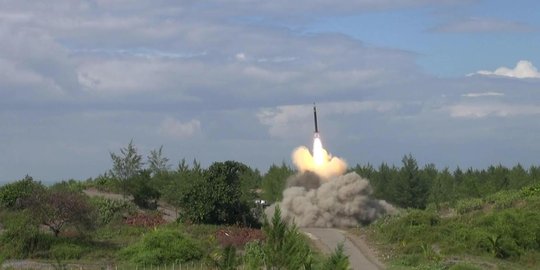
[354,154,540,210]
[86,142,252,226]
[0,141,295,227]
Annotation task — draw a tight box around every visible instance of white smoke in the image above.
[268,171,396,227]
[266,139,396,228]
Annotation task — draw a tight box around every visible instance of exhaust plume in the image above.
[292,135,347,179]
[267,135,395,227]
[271,172,395,227]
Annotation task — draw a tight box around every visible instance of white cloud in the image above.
[433,17,535,33]
[461,92,504,98]
[446,103,540,118]
[471,60,540,79]
[235,53,247,61]
[158,118,201,139]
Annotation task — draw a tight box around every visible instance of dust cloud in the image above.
[267,137,396,227]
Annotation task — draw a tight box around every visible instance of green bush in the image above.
[90,173,120,193]
[262,206,314,269]
[50,243,85,260]
[243,240,265,269]
[322,243,350,270]
[212,245,240,270]
[0,176,44,209]
[522,184,540,197]
[50,179,86,193]
[120,229,203,265]
[456,198,484,214]
[448,263,481,270]
[393,254,422,267]
[0,211,53,258]
[402,210,440,227]
[90,197,136,225]
[485,190,521,210]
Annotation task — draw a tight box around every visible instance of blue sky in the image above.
[1,0,540,183]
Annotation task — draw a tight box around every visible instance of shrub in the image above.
[243,241,265,269]
[0,176,44,209]
[90,197,135,225]
[50,243,85,260]
[456,198,484,214]
[393,254,422,267]
[124,212,166,228]
[402,210,440,227]
[91,173,120,193]
[448,263,481,270]
[120,229,203,265]
[211,245,240,270]
[522,184,540,197]
[25,190,96,237]
[322,243,350,270]
[485,190,521,210]
[130,170,161,209]
[50,179,85,193]
[0,211,53,258]
[262,206,314,269]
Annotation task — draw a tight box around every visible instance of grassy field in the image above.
[363,184,540,269]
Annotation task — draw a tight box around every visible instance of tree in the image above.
[0,175,44,209]
[261,163,294,202]
[354,163,375,179]
[262,206,314,269]
[147,145,170,176]
[239,167,262,207]
[429,168,455,209]
[322,243,350,270]
[26,190,95,237]
[131,170,161,209]
[396,154,430,209]
[159,160,201,217]
[110,140,143,197]
[179,161,255,225]
[212,245,240,270]
[372,162,396,201]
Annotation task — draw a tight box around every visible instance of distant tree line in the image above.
[354,154,540,210]
[4,141,539,226]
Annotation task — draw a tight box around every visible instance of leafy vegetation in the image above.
[0,175,44,209]
[370,183,540,269]
[2,141,540,268]
[90,196,135,226]
[119,229,203,265]
[25,189,96,237]
[355,156,540,210]
[322,243,350,270]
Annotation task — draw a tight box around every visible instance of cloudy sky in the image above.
[1,0,540,183]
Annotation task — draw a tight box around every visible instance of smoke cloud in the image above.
[267,140,396,228]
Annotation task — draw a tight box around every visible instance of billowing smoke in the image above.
[267,136,396,228]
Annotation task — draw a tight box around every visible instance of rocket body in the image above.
[313,104,319,134]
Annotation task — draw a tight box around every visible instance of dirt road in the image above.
[301,227,384,270]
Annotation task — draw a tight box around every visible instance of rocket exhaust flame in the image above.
[312,136,324,166]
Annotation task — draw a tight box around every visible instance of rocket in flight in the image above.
[313,103,319,135]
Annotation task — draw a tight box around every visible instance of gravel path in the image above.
[301,227,384,270]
